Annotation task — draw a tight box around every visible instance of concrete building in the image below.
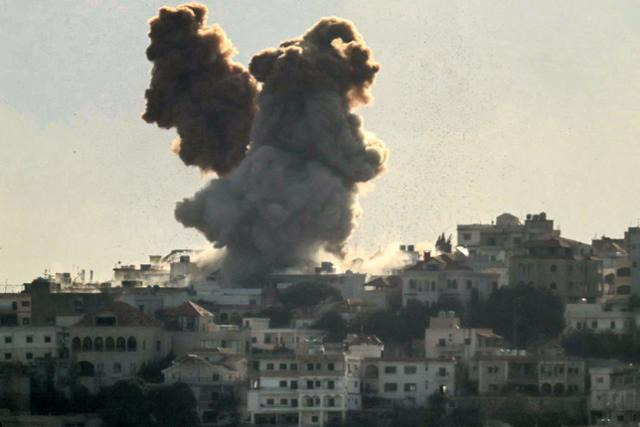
[0,293,32,326]
[424,312,505,363]
[163,351,248,426]
[589,362,640,425]
[243,318,325,353]
[593,236,631,296]
[509,237,603,303]
[360,357,455,407]
[247,352,360,426]
[625,227,640,296]
[0,326,61,364]
[457,212,560,265]
[565,303,636,335]
[68,301,170,391]
[476,351,585,396]
[267,268,368,303]
[401,253,500,308]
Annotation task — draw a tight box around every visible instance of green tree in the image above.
[278,282,342,311]
[436,233,452,253]
[313,310,348,342]
[469,285,564,347]
[99,379,152,427]
[258,305,292,328]
[148,383,200,427]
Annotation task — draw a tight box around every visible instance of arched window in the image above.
[116,337,126,352]
[127,336,137,352]
[71,337,81,352]
[94,337,104,351]
[105,337,115,352]
[82,337,93,352]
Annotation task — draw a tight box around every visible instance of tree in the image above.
[469,285,564,347]
[148,383,199,427]
[138,352,175,383]
[99,379,152,427]
[313,310,348,342]
[258,305,292,328]
[435,233,452,254]
[278,282,342,311]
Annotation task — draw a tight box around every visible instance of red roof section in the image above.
[74,301,164,327]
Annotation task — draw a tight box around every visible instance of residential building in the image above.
[424,312,505,363]
[589,362,640,424]
[247,352,360,426]
[0,293,32,326]
[243,318,325,353]
[457,212,560,265]
[68,301,169,391]
[625,227,640,296]
[401,253,500,308]
[0,326,61,364]
[592,236,631,295]
[267,268,368,303]
[476,350,585,396]
[565,303,636,335]
[509,237,603,303]
[163,351,248,426]
[360,357,455,407]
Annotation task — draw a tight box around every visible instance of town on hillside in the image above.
[1,212,640,427]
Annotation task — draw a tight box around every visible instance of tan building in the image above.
[69,301,169,391]
[163,350,248,426]
[509,237,603,303]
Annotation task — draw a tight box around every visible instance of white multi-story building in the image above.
[565,303,636,335]
[163,351,248,426]
[589,362,640,424]
[424,312,504,363]
[243,318,325,353]
[401,253,500,308]
[247,353,360,427]
[626,227,640,296]
[0,326,61,364]
[360,357,455,406]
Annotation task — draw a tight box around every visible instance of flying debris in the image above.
[143,4,388,285]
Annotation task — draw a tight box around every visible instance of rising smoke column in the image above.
[142,4,257,175]
[145,4,388,285]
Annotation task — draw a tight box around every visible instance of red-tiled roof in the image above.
[73,301,164,327]
[161,301,213,318]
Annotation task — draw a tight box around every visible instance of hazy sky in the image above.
[1,1,639,284]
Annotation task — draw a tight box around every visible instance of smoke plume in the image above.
[142,3,258,174]
[145,4,388,285]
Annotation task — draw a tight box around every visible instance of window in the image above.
[21,301,30,307]
[404,383,417,392]
[464,338,471,345]
[279,363,287,370]
[251,337,257,343]
[212,373,221,381]
[611,321,616,329]
[26,352,33,360]
[466,280,472,290]
[290,380,298,389]
[291,398,298,407]
[22,318,30,325]
[279,380,287,388]
[307,380,314,389]
[266,398,274,406]
[463,233,471,241]
[44,336,51,343]
[312,416,319,423]
[266,363,274,370]
[384,383,398,392]
[290,363,298,370]
[550,265,557,272]
[4,353,11,360]
[307,363,314,371]
[4,336,11,344]
[438,338,446,347]
[280,398,287,405]
[327,397,336,407]
[404,366,417,374]
[592,321,598,329]
[409,279,417,290]
[328,362,335,371]
[438,367,447,377]
[113,362,122,373]
[155,340,161,352]
[550,282,557,290]
[328,380,335,389]
[95,316,116,326]
[315,363,321,370]
[26,336,33,344]
[384,366,397,374]
[117,337,126,352]
[11,301,17,310]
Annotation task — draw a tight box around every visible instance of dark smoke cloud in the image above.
[142,3,258,175]
[145,4,388,285]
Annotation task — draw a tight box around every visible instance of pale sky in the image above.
[1,1,639,284]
